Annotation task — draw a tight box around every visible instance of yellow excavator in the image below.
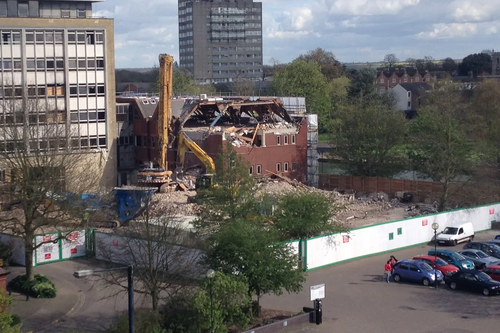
[176,132,216,190]
[137,54,175,192]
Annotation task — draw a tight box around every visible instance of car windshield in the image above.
[476,251,490,259]
[449,252,466,261]
[476,272,493,282]
[489,244,500,253]
[442,227,458,235]
[435,258,448,266]
[420,263,433,271]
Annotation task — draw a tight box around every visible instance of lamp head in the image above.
[206,269,215,279]
[431,222,439,230]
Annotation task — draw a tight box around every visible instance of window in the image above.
[397,227,402,235]
[284,135,288,145]
[291,134,296,144]
[276,136,281,145]
[249,166,253,175]
[18,2,29,17]
[284,162,289,172]
[389,232,394,240]
[25,32,34,42]
[256,165,262,174]
[407,101,411,108]
[276,163,281,172]
[392,78,396,83]
[61,4,70,18]
[1,32,10,45]
[409,265,418,272]
[0,1,6,17]
[407,91,411,98]
[68,33,76,42]
[380,78,384,83]
[459,228,464,234]
[77,9,86,18]
[292,162,297,172]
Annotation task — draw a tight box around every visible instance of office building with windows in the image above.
[178,0,263,84]
[0,0,117,189]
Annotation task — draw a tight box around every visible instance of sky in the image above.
[93,0,500,69]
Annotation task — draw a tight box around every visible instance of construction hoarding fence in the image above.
[0,230,87,267]
[301,203,500,271]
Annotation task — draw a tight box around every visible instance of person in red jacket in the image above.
[390,255,398,268]
[384,260,392,283]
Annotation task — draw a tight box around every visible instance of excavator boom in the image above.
[177,132,216,174]
[157,54,173,171]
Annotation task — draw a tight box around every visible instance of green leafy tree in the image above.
[272,192,345,240]
[441,57,458,74]
[0,291,21,333]
[173,67,200,96]
[347,67,377,99]
[195,144,261,232]
[191,272,252,333]
[270,59,331,131]
[298,48,346,81]
[329,98,408,177]
[458,53,492,76]
[205,219,305,313]
[407,84,476,211]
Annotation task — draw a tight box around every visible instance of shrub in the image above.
[108,309,166,333]
[7,274,57,298]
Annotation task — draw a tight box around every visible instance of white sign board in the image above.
[61,230,86,259]
[310,283,325,301]
[35,233,60,264]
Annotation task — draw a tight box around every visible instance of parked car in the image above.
[463,242,500,259]
[428,249,474,270]
[458,249,500,269]
[413,255,459,276]
[436,222,474,245]
[482,265,500,282]
[444,270,500,296]
[392,259,444,286]
[485,239,500,247]
[495,235,500,240]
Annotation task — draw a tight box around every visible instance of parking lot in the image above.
[261,230,500,333]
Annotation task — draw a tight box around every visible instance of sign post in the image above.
[310,284,325,325]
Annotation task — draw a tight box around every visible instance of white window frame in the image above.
[276,163,281,172]
[249,166,254,175]
[291,134,296,144]
[256,165,262,174]
[276,135,281,145]
[284,135,288,145]
[284,162,289,173]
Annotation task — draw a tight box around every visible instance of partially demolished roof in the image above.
[178,97,295,129]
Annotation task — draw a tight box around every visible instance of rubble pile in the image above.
[152,190,199,216]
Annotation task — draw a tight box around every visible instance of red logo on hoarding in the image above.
[70,248,77,254]
[422,219,428,226]
[343,235,349,243]
[490,208,495,215]
[43,236,52,242]
[112,240,118,246]
[45,253,51,260]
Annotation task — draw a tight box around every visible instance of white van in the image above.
[436,222,475,246]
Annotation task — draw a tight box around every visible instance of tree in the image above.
[270,59,331,131]
[347,67,377,100]
[272,192,346,240]
[0,291,21,333]
[383,54,399,72]
[204,219,305,312]
[458,53,492,76]
[196,144,259,227]
[232,77,255,96]
[415,59,426,72]
[96,196,202,311]
[329,97,408,177]
[405,58,416,67]
[441,57,457,74]
[191,272,252,332]
[407,84,476,211]
[298,48,346,81]
[0,96,101,280]
[173,67,200,96]
[423,56,438,72]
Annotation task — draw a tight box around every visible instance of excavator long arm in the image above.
[177,132,216,174]
[158,54,173,171]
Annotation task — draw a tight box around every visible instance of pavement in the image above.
[5,230,500,333]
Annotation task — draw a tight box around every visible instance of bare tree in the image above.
[0,89,103,280]
[383,54,399,72]
[95,196,203,310]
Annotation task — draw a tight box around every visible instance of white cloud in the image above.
[417,23,477,39]
[450,0,500,23]
[486,26,498,35]
[329,0,420,16]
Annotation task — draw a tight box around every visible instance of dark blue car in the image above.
[392,259,444,286]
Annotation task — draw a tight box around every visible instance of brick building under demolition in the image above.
[115,96,316,186]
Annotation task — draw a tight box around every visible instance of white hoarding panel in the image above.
[61,230,86,259]
[35,233,60,264]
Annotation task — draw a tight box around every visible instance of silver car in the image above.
[459,249,500,269]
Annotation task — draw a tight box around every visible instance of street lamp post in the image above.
[432,223,439,289]
[207,269,215,333]
[74,265,134,333]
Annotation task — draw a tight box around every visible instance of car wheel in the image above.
[468,236,472,242]
[483,288,490,296]
[454,240,458,246]
[393,274,401,282]
[450,282,457,290]
[422,278,430,286]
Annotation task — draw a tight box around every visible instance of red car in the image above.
[483,265,500,282]
[413,255,459,276]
